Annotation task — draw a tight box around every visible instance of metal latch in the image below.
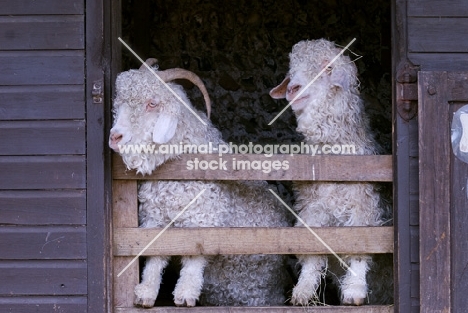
[92,79,103,104]
[396,62,419,121]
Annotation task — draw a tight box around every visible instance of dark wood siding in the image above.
[408,0,468,70]
[0,1,87,312]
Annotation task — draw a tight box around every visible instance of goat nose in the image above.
[109,131,123,150]
[288,84,301,95]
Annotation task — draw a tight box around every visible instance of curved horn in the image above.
[139,58,158,71]
[158,68,211,119]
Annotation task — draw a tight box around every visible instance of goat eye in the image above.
[147,100,159,109]
[326,66,333,72]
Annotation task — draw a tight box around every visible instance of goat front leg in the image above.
[173,255,208,307]
[291,255,327,306]
[340,255,371,306]
[134,256,170,308]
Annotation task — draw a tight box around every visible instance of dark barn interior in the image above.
[120,0,393,306]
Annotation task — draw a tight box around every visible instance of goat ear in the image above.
[329,67,350,92]
[269,75,290,99]
[152,113,178,144]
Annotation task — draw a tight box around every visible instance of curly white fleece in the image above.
[111,67,292,306]
[272,39,392,305]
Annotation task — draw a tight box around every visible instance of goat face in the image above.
[270,39,358,113]
[109,61,212,174]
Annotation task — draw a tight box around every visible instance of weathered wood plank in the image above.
[112,154,393,182]
[113,181,139,308]
[0,120,85,155]
[0,190,86,225]
[408,0,468,17]
[114,227,394,256]
[0,260,86,295]
[418,71,451,313]
[115,305,394,313]
[448,72,468,101]
[0,51,84,85]
[0,155,85,189]
[0,226,86,259]
[409,53,468,71]
[0,85,84,120]
[0,16,84,50]
[408,17,468,53]
[449,103,468,310]
[0,296,87,313]
[0,0,84,15]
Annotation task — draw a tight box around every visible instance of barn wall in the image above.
[403,0,468,312]
[0,1,88,312]
[407,0,468,70]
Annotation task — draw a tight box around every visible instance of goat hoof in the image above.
[342,297,365,306]
[134,283,157,308]
[174,297,196,307]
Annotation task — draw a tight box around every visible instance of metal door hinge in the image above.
[92,79,103,104]
[396,62,419,121]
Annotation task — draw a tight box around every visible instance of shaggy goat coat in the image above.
[110,64,292,307]
[270,39,392,305]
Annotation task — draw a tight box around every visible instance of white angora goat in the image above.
[109,59,291,307]
[270,39,391,306]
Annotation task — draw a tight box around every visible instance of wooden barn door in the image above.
[419,71,468,313]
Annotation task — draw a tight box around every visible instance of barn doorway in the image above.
[111,0,393,309]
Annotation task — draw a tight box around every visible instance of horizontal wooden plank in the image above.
[0,120,85,155]
[0,226,86,259]
[408,53,468,71]
[0,260,86,295]
[408,0,468,17]
[0,85,84,120]
[0,296,87,313]
[0,16,84,50]
[0,0,84,15]
[116,305,394,313]
[0,190,86,225]
[114,227,394,256]
[112,154,393,182]
[0,155,85,189]
[0,51,84,85]
[408,17,468,52]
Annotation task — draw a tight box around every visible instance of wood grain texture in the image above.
[0,226,86,259]
[408,0,468,16]
[113,180,139,308]
[408,17,468,53]
[0,296,87,313]
[0,260,86,295]
[0,190,86,225]
[449,94,468,310]
[112,154,393,182]
[114,226,394,256]
[409,53,468,71]
[0,120,85,155]
[115,305,394,313]
[0,0,84,15]
[0,156,85,189]
[0,51,84,85]
[0,85,84,120]
[0,16,84,50]
[418,71,451,313]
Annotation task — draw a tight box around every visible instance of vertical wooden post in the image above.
[113,180,139,308]
[418,71,451,313]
